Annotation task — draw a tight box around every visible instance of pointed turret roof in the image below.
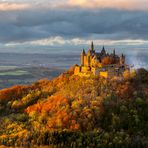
[91,41,94,51]
[121,53,124,57]
[81,48,86,55]
[113,49,116,56]
[101,46,106,54]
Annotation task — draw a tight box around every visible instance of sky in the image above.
[0,0,148,53]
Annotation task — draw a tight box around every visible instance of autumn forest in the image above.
[0,67,148,147]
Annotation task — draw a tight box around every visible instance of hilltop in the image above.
[0,67,148,147]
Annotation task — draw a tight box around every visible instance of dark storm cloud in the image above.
[0,8,148,43]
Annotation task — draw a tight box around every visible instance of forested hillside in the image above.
[0,68,148,147]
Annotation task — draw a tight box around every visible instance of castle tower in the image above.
[87,49,91,66]
[81,49,85,66]
[120,54,125,65]
[113,49,116,56]
[91,41,94,51]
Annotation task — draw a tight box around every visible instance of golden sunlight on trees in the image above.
[123,70,131,80]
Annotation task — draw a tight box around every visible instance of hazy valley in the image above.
[0,50,147,89]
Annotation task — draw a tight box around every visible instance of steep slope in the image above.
[0,68,148,147]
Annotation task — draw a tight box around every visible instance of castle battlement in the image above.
[74,42,129,78]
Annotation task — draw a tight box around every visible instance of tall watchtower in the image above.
[120,54,125,65]
[91,41,94,51]
[81,49,85,66]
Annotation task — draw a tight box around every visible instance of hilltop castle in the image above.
[74,42,129,78]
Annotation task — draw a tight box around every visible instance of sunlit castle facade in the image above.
[74,42,129,78]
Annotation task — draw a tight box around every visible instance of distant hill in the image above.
[0,67,148,147]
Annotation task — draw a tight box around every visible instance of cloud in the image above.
[2,0,148,11]
[0,5,148,46]
[20,36,148,47]
[29,0,148,11]
[0,2,30,11]
[68,0,148,11]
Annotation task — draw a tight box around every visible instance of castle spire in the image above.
[81,48,86,55]
[113,49,115,56]
[81,49,85,66]
[101,45,106,55]
[91,41,94,51]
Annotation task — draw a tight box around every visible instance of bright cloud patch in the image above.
[35,38,148,46]
[2,0,148,11]
[0,2,30,11]
[67,0,148,11]
[13,37,148,47]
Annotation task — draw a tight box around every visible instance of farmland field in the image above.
[0,67,64,89]
[0,70,29,76]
